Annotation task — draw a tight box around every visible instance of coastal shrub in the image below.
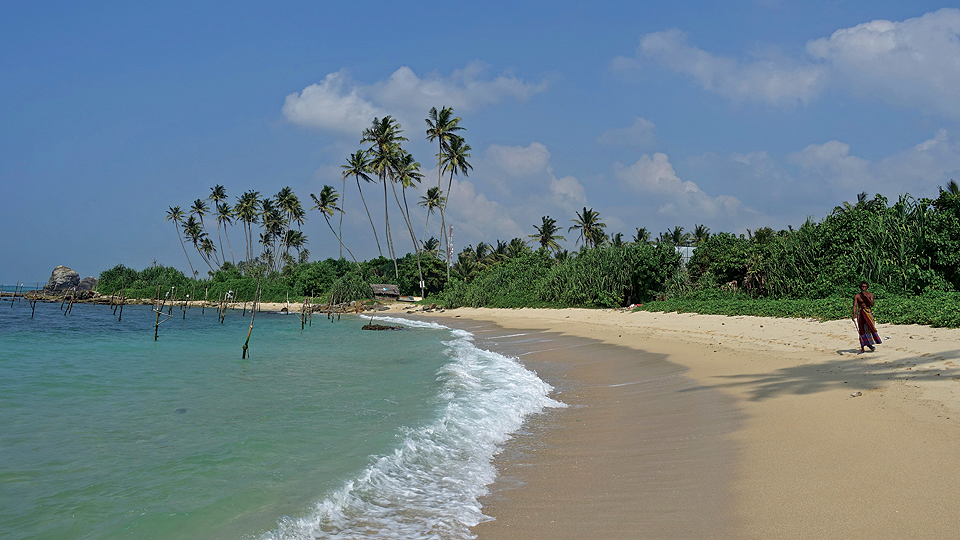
[634,289,960,328]
[326,272,374,305]
[539,243,680,307]
[448,250,556,308]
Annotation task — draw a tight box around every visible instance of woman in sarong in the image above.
[851,281,881,353]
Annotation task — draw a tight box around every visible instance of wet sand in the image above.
[418,308,960,539]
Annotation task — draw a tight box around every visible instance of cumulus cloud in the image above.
[282,61,547,134]
[806,8,960,118]
[637,29,826,105]
[485,142,552,177]
[614,153,748,221]
[282,71,388,134]
[786,130,960,201]
[597,117,657,147]
[628,9,960,118]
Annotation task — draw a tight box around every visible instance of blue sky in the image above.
[2,1,959,283]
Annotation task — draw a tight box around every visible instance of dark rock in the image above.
[45,265,80,291]
[361,323,404,331]
[78,277,98,291]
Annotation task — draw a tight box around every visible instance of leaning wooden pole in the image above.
[241,278,261,359]
[117,289,125,322]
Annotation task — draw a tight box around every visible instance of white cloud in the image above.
[788,130,960,197]
[597,117,657,147]
[630,9,960,117]
[282,62,547,134]
[807,8,960,117]
[281,71,388,134]
[789,140,873,191]
[485,142,551,177]
[614,153,749,221]
[638,29,826,105]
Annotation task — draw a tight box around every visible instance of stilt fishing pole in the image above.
[242,278,261,359]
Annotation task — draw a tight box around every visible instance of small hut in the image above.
[370,284,400,301]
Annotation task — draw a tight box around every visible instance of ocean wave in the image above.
[259,325,564,540]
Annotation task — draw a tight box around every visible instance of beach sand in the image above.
[413,308,960,539]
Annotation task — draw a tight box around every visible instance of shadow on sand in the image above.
[682,348,960,402]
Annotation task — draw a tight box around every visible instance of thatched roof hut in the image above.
[370,284,400,300]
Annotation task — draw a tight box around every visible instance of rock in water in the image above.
[78,277,98,291]
[45,265,80,291]
[361,323,404,331]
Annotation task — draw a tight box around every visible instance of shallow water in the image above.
[0,301,560,539]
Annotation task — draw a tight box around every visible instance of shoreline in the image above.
[417,307,960,539]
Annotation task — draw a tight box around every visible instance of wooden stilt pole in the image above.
[242,278,261,359]
[118,290,125,322]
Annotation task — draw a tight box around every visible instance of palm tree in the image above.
[165,206,196,277]
[190,199,219,268]
[310,186,362,271]
[568,207,606,249]
[393,151,427,296]
[528,216,566,252]
[942,179,959,195]
[234,190,260,262]
[439,135,473,279]
[507,237,529,258]
[662,226,690,246]
[209,185,230,264]
[341,150,382,256]
[426,106,464,201]
[418,186,445,244]
[362,116,408,278]
[692,224,711,246]
[273,187,303,272]
[184,216,216,273]
[423,236,441,258]
[215,202,236,264]
[633,227,652,245]
[611,232,624,247]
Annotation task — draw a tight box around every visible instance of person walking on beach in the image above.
[852,281,881,353]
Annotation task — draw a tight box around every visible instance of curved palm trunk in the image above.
[394,182,425,297]
[338,177,345,259]
[174,224,196,277]
[383,173,398,278]
[421,211,432,245]
[223,226,235,265]
[441,170,458,280]
[215,224,226,267]
[356,176,383,256]
[323,215,363,273]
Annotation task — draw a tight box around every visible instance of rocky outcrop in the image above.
[78,277,98,291]
[45,265,80,291]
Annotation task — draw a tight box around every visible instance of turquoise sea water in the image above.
[0,299,560,539]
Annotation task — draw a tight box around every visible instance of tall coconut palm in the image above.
[215,202,236,264]
[568,208,606,249]
[633,227,652,245]
[439,135,473,279]
[341,150,382,256]
[273,187,303,272]
[361,116,407,278]
[692,224,711,246]
[234,190,261,262]
[528,216,566,252]
[165,206,196,277]
[418,186,445,244]
[190,198,219,268]
[942,179,960,195]
[393,151,427,296]
[507,237,529,258]
[184,215,216,273]
[425,105,464,194]
[310,185,362,271]
[208,185,229,264]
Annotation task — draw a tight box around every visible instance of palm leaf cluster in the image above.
[166,186,309,278]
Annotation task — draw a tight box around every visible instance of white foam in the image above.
[260,324,564,540]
